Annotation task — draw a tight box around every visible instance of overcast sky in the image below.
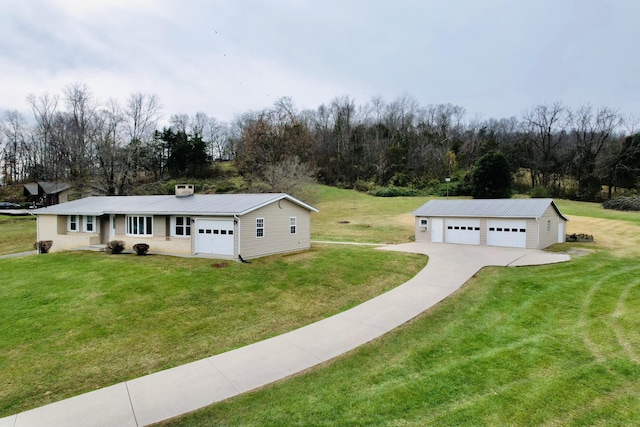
[1,0,639,123]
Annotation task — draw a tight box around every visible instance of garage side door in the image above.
[431,218,444,243]
[445,219,480,245]
[487,219,527,248]
[195,219,234,255]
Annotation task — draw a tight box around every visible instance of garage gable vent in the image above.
[175,184,195,197]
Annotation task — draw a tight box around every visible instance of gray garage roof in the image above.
[35,193,318,216]
[413,198,568,221]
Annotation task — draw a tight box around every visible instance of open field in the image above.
[0,247,426,416]
[158,191,640,426]
[557,199,640,225]
[0,215,36,255]
[311,186,429,243]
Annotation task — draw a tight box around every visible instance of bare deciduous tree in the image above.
[26,92,61,181]
[568,105,621,199]
[63,82,99,190]
[257,156,317,202]
[522,102,568,188]
[1,110,28,184]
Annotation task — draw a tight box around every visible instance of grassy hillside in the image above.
[312,186,429,243]
[160,192,640,426]
[0,215,36,255]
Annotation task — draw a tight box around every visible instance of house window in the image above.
[68,215,78,232]
[420,218,428,229]
[126,215,153,236]
[547,220,551,232]
[174,216,191,236]
[290,217,297,234]
[84,215,95,232]
[256,218,264,238]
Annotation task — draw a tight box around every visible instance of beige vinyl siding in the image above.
[38,214,57,243]
[240,199,311,259]
[115,215,126,235]
[479,219,488,245]
[538,205,565,249]
[414,216,430,243]
[525,218,538,249]
[153,216,167,238]
[56,215,67,234]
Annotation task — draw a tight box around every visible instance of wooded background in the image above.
[2,83,639,201]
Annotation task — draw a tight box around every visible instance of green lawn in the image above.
[155,189,640,426]
[312,186,429,243]
[0,247,426,416]
[0,215,36,255]
[161,249,640,426]
[4,187,640,424]
[556,199,640,224]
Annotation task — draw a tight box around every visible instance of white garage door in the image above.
[195,219,234,255]
[445,219,480,245]
[487,219,527,248]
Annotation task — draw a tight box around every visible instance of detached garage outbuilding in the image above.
[413,198,568,249]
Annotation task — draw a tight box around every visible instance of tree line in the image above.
[1,83,639,201]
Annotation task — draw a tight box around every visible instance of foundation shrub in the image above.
[132,243,149,256]
[34,240,53,254]
[108,240,126,254]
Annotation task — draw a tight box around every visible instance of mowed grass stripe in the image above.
[611,278,640,364]
[0,246,426,416]
[578,263,640,364]
[160,251,640,426]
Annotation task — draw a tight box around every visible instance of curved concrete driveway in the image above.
[1,243,570,427]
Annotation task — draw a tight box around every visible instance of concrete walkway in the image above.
[0,243,570,427]
[0,251,36,259]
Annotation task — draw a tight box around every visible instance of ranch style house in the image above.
[35,185,318,260]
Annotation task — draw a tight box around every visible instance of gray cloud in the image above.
[1,0,639,122]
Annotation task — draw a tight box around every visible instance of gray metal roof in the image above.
[413,198,568,220]
[35,193,318,216]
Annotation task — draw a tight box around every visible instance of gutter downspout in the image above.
[234,214,241,260]
[34,213,40,254]
[535,217,540,249]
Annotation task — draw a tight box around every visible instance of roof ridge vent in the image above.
[175,184,195,197]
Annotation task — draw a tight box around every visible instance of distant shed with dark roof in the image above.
[24,181,71,206]
[412,198,568,249]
